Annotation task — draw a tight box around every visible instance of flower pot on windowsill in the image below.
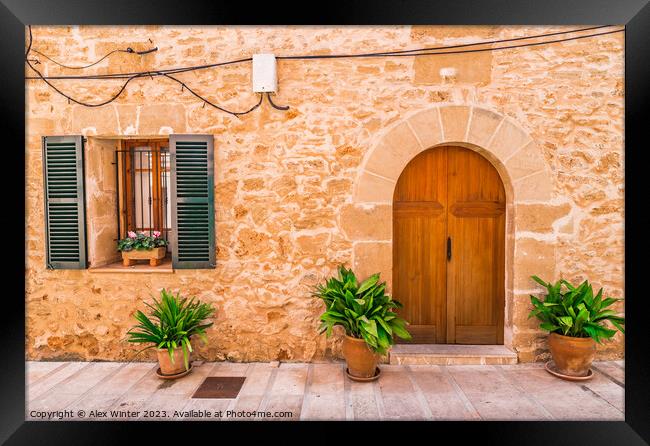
[121,247,166,267]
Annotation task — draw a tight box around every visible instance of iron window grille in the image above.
[116,141,171,246]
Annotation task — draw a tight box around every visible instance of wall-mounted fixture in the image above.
[252,54,289,111]
[252,54,278,93]
[439,67,458,82]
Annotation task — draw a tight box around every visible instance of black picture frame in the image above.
[2,0,648,443]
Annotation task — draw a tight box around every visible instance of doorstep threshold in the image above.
[389,344,517,365]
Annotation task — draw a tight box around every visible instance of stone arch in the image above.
[343,104,556,352]
[353,105,552,203]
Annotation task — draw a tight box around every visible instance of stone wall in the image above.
[25,26,624,362]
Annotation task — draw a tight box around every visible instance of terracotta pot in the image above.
[156,346,189,376]
[548,332,596,377]
[342,335,378,378]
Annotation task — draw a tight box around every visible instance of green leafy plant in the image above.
[314,265,412,354]
[528,276,624,343]
[127,289,215,370]
[117,231,168,252]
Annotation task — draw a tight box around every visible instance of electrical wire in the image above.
[26,27,144,107]
[27,57,254,80]
[25,25,624,115]
[277,28,627,64]
[25,26,263,116]
[276,24,616,60]
[26,25,621,81]
[266,93,290,111]
[30,46,158,70]
[162,73,264,117]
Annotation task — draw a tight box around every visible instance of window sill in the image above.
[89,257,174,274]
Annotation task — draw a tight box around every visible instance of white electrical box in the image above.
[252,54,277,93]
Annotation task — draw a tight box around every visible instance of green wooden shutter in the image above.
[170,134,215,269]
[42,135,87,269]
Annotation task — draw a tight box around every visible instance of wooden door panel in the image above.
[393,213,447,343]
[405,325,437,344]
[455,325,498,344]
[446,146,505,344]
[450,219,493,327]
[393,148,448,202]
[393,148,448,344]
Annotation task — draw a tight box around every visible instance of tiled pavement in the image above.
[26,360,624,421]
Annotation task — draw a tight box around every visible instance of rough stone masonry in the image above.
[25,26,624,363]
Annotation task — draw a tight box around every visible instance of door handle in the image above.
[447,237,452,261]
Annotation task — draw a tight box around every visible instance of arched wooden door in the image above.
[393,146,505,344]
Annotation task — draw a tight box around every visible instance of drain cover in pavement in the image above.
[191,376,246,399]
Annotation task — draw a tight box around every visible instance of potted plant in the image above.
[118,231,168,266]
[314,265,411,381]
[127,289,215,378]
[528,276,625,379]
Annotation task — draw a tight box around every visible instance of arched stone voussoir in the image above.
[466,106,504,148]
[487,116,534,164]
[506,140,549,181]
[364,121,422,181]
[439,105,471,142]
[406,107,444,149]
[353,170,396,204]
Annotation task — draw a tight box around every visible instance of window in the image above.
[42,134,216,271]
[117,140,172,244]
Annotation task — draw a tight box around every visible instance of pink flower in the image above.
[153,231,161,238]
[128,231,137,238]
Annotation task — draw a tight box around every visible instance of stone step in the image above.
[389,344,518,365]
